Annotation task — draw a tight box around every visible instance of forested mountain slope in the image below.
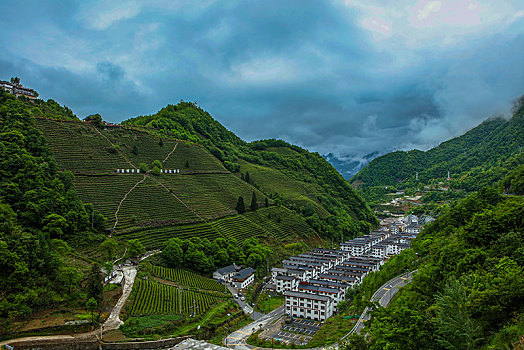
[351,98,524,197]
[345,189,524,349]
[0,91,105,332]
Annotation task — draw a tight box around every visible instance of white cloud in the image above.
[228,56,301,85]
[76,1,143,30]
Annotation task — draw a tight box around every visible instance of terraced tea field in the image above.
[129,279,228,316]
[158,173,267,219]
[148,266,228,294]
[237,160,330,218]
[114,223,222,249]
[36,118,313,249]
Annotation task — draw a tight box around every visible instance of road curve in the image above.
[341,269,417,340]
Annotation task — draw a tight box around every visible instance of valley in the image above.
[0,89,522,350]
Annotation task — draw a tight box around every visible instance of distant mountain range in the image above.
[350,96,524,193]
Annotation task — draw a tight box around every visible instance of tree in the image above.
[10,77,20,85]
[250,192,258,211]
[341,334,369,350]
[84,114,104,128]
[185,160,190,168]
[131,145,138,155]
[434,278,483,350]
[152,159,162,169]
[162,238,183,267]
[100,238,118,261]
[86,297,97,324]
[138,163,149,173]
[236,196,246,214]
[265,197,269,207]
[245,171,251,183]
[127,239,145,259]
[86,264,103,304]
[152,166,161,176]
[158,139,164,147]
[42,214,68,239]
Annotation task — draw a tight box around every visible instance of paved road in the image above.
[224,306,285,349]
[103,265,137,330]
[341,270,417,339]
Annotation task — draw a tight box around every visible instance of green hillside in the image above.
[123,104,377,238]
[345,189,524,349]
[35,118,320,249]
[352,98,524,201]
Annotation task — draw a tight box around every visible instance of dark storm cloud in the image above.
[0,0,523,176]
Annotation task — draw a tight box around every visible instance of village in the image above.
[212,214,427,345]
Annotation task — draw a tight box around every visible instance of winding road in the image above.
[223,270,417,350]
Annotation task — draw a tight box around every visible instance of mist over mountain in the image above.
[324,151,380,179]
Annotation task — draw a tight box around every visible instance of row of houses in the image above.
[1,79,38,99]
[269,248,385,322]
[116,168,181,174]
[272,219,421,322]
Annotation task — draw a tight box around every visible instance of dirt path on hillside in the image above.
[151,178,206,222]
[103,266,137,330]
[91,125,137,169]
[112,175,147,231]
[0,251,161,347]
[163,142,178,164]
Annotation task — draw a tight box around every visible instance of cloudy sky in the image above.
[1,0,523,176]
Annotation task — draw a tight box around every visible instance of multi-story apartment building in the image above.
[284,291,334,322]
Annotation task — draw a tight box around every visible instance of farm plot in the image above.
[148,266,228,294]
[237,159,330,218]
[159,173,267,219]
[73,175,141,226]
[244,207,314,240]
[36,119,130,173]
[212,215,268,241]
[115,177,202,230]
[114,222,222,250]
[129,279,228,316]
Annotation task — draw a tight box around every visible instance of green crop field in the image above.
[243,206,315,240]
[114,223,222,249]
[129,279,228,316]
[158,173,267,219]
[35,118,315,251]
[237,159,330,218]
[148,266,228,294]
[36,119,130,173]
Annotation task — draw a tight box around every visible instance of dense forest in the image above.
[123,102,377,239]
[343,188,524,349]
[0,91,106,332]
[352,97,524,202]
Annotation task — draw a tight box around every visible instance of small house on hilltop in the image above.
[231,267,255,289]
[1,77,38,99]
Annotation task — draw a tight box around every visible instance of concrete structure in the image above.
[231,267,255,289]
[0,79,38,99]
[275,275,299,293]
[284,291,334,321]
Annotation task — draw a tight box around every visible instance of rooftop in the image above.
[232,267,255,281]
[284,290,331,302]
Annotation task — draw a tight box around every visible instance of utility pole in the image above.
[178,287,182,314]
